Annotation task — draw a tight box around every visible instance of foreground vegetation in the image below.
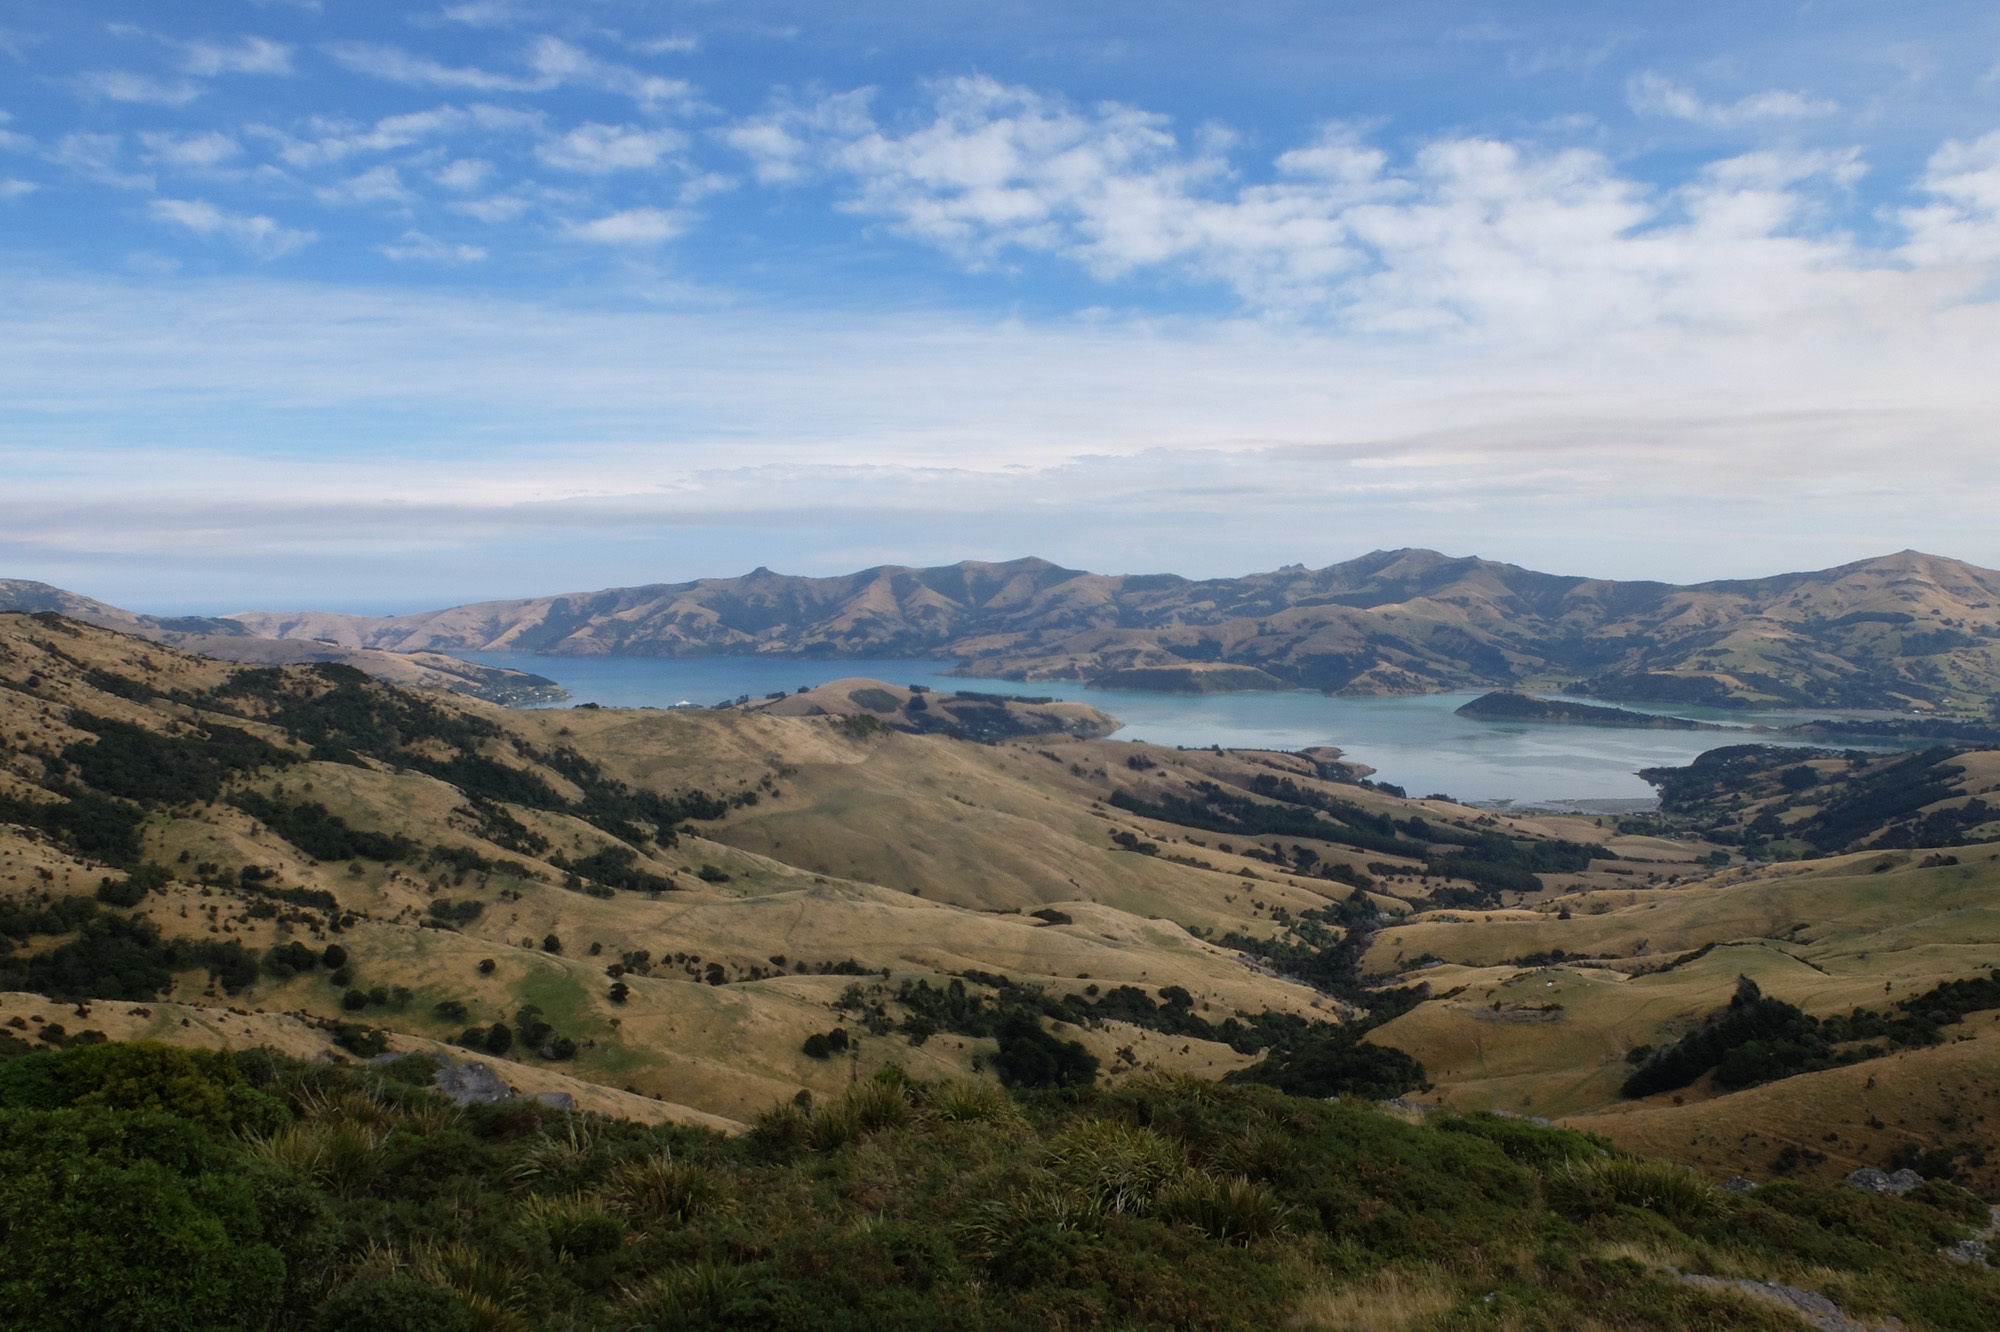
[3,1038,1997,1331]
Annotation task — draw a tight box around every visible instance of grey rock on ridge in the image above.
[1844,1166,1925,1196]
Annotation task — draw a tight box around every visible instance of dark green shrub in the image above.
[0,1042,287,1136]
[315,1277,473,1332]
[991,1012,1098,1088]
[0,1107,294,1332]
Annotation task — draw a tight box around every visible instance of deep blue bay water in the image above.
[459,653,1910,807]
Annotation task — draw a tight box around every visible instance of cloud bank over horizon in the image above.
[3,1,1999,612]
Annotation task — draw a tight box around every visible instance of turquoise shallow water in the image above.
[457,653,1906,806]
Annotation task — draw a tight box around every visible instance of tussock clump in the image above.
[514,1191,626,1261]
[1208,1120,1295,1181]
[1153,1171,1293,1244]
[246,1119,382,1194]
[409,1239,532,1332]
[1046,1119,1187,1214]
[1545,1155,1729,1225]
[507,1116,608,1191]
[956,1178,1110,1252]
[608,1153,731,1228]
[804,1071,916,1150]
[1292,1265,1462,1331]
[618,1261,747,1326]
[921,1079,1025,1127]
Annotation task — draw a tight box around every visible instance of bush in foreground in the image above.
[0,1041,1995,1330]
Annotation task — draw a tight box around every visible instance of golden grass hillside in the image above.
[7,608,2000,1194]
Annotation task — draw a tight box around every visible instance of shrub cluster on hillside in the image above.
[1111,776,1610,906]
[1623,972,2000,1100]
[0,1039,1995,1331]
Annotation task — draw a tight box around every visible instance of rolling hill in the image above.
[5,608,2000,1200]
[192,547,2000,713]
[7,613,2000,1328]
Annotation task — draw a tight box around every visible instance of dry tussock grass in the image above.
[1291,1265,1461,1331]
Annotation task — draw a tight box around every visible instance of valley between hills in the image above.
[5,608,2000,1184]
[7,604,2000,1329]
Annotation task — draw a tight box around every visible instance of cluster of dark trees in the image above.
[455,1003,576,1061]
[1623,971,2000,1099]
[0,911,257,1001]
[1111,774,1609,907]
[212,663,724,855]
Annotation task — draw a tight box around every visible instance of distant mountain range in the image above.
[0,580,563,705]
[8,548,2000,712]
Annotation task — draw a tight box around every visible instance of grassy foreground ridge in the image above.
[4,1038,1999,1331]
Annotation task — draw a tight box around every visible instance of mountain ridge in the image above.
[226,548,2000,712]
[11,547,2000,712]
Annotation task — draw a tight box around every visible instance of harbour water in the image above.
[458,653,1906,807]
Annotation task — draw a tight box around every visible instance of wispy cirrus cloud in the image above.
[434,157,492,190]
[324,40,535,92]
[380,229,486,262]
[176,35,295,78]
[537,122,686,172]
[314,164,415,206]
[327,35,694,108]
[1899,130,2000,265]
[249,104,536,168]
[139,130,242,168]
[48,132,153,189]
[449,192,533,222]
[0,110,32,153]
[1627,72,1838,126]
[563,206,685,242]
[149,198,316,257]
[77,70,204,106]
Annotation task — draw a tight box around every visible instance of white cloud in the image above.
[522,36,695,109]
[434,157,492,190]
[1628,72,1838,126]
[178,36,293,77]
[729,78,1900,330]
[537,122,686,172]
[439,1,534,27]
[564,207,685,243]
[725,89,873,184]
[7,264,2000,608]
[0,178,35,198]
[380,229,487,263]
[249,105,522,168]
[316,164,415,206]
[149,198,315,257]
[77,70,203,106]
[326,36,694,108]
[139,131,241,168]
[1899,130,2000,265]
[48,133,153,190]
[631,35,699,55]
[449,193,532,222]
[677,171,735,204]
[324,41,535,91]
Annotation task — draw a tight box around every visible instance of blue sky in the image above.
[4,1,2000,612]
